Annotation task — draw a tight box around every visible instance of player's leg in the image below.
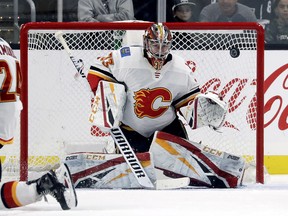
[0,163,77,210]
[0,180,42,209]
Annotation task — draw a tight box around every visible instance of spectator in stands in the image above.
[167,0,211,22]
[171,0,197,22]
[238,0,273,20]
[78,0,135,22]
[199,0,257,22]
[265,0,288,44]
[238,0,273,26]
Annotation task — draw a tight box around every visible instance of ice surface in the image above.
[1,175,288,216]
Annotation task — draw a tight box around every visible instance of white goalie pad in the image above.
[149,131,245,188]
[180,91,227,130]
[89,80,126,130]
[64,152,156,189]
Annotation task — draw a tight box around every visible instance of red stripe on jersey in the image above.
[1,181,21,208]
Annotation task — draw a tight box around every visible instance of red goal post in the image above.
[13,22,264,183]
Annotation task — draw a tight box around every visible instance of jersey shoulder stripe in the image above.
[172,86,200,109]
[89,65,117,82]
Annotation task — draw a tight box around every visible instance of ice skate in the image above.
[29,163,77,210]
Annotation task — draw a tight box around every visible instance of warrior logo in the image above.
[133,88,172,118]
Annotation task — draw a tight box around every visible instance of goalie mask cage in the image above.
[2,22,264,183]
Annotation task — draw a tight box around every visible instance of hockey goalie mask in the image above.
[143,23,173,70]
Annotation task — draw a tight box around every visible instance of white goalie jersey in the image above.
[87,46,200,137]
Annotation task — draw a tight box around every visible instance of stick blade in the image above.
[156,177,190,190]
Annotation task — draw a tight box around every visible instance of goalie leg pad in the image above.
[64,152,156,189]
[149,131,245,188]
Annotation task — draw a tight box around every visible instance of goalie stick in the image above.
[55,31,85,79]
[54,31,190,189]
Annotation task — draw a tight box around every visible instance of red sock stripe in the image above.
[1,182,21,208]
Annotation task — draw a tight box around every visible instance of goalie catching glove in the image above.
[89,80,126,130]
[180,91,227,130]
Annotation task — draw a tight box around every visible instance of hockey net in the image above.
[0,22,264,183]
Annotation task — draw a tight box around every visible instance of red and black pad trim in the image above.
[156,131,239,188]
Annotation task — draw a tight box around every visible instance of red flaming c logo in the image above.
[133,88,172,118]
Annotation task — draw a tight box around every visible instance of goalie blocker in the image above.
[89,80,126,130]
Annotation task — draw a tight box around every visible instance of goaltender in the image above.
[66,23,247,189]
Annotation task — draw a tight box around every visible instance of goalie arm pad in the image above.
[180,92,227,130]
[89,80,126,129]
